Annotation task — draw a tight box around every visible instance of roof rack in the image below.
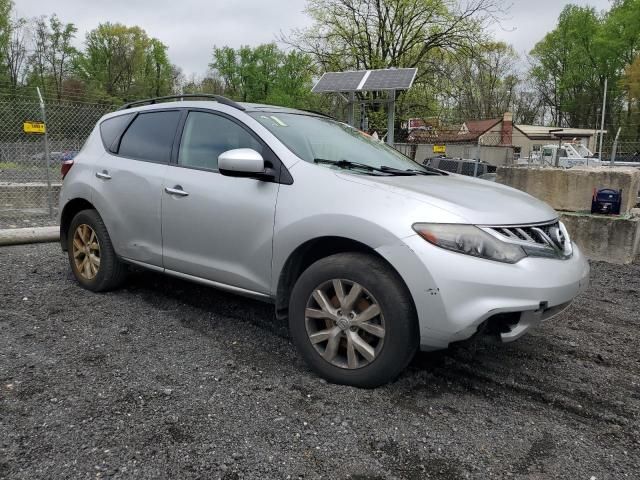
[119,94,245,111]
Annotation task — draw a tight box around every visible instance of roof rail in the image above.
[119,94,245,111]
[299,108,335,119]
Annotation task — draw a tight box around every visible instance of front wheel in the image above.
[289,252,418,388]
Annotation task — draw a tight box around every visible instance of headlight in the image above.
[412,223,526,263]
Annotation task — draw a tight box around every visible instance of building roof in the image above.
[462,118,501,135]
[407,129,478,144]
[405,114,605,144]
[515,125,602,138]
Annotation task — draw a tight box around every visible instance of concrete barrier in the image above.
[0,183,62,209]
[560,212,640,264]
[496,166,640,213]
[0,226,60,246]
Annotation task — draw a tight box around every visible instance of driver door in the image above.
[161,110,280,295]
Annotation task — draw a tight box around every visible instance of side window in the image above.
[178,111,263,171]
[118,111,181,163]
[99,113,134,152]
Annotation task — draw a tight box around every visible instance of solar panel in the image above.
[311,68,418,93]
[311,71,367,93]
[362,68,417,90]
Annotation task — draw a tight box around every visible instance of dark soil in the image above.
[1,243,638,479]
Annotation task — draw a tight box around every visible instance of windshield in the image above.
[249,112,428,174]
[573,144,593,157]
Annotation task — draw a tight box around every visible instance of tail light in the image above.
[61,159,74,179]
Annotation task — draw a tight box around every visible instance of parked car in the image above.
[60,150,78,162]
[616,151,640,162]
[424,157,495,177]
[59,95,590,387]
[29,151,63,164]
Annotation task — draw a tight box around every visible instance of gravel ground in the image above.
[1,243,639,479]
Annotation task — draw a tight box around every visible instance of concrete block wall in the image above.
[0,183,62,209]
[560,212,640,264]
[496,166,640,213]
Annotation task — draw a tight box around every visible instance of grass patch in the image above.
[0,161,19,169]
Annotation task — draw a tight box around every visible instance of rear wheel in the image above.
[289,252,418,388]
[67,209,126,292]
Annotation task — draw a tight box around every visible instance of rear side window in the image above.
[99,114,134,152]
[118,111,181,163]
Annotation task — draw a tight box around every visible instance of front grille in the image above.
[482,220,572,259]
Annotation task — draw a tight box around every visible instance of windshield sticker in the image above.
[269,115,288,127]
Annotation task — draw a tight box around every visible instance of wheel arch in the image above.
[274,236,415,322]
[60,197,96,251]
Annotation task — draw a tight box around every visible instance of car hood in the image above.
[340,172,558,225]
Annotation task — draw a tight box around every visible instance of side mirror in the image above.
[218,148,265,176]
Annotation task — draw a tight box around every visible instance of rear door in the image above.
[91,109,182,267]
[161,110,280,294]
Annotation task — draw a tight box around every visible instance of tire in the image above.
[67,209,127,292]
[289,252,419,388]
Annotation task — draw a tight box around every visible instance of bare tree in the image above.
[30,15,77,100]
[4,16,28,89]
[282,0,505,80]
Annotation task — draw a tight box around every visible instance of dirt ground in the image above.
[1,242,638,479]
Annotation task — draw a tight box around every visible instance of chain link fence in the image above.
[3,95,639,229]
[0,96,114,229]
[396,130,640,174]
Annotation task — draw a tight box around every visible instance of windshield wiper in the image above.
[379,166,443,176]
[314,158,384,173]
[314,158,424,176]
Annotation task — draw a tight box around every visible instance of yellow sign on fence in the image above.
[23,121,46,134]
[433,144,446,154]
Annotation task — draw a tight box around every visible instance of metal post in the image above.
[37,87,53,219]
[474,137,481,177]
[610,127,622,166]
[598,77,607,160]
[386,90,395,145]
[347,92,355,127]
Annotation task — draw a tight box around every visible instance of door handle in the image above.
[95,170,111,180]
[165,186,189,197]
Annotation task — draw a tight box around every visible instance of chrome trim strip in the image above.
[479,218,559,228]
[480,219,572,260]
[122,257,165,273]
[120,257,273,302]
[164,269,273,302]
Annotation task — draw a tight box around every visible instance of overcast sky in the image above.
[14,0,612,77]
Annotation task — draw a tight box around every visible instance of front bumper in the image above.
[377,235,590,350]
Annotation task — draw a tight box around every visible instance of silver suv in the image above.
[59,95,590,387]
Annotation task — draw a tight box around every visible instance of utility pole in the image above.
[37,87,53,219]
[598,78,607,160]
[386,90,395,145]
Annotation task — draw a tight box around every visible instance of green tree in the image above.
[530,0,640,137]
[29,14,78,100]
[625,56,640,101]
[623,55,640,139]
[0,0,13,83]
[181,70,226,95]
[442,42,520,121]
[77,23,174,102]
[210,43,315,107]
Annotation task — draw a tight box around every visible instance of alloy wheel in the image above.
[72,224,101,280]
[304,279,385,369]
